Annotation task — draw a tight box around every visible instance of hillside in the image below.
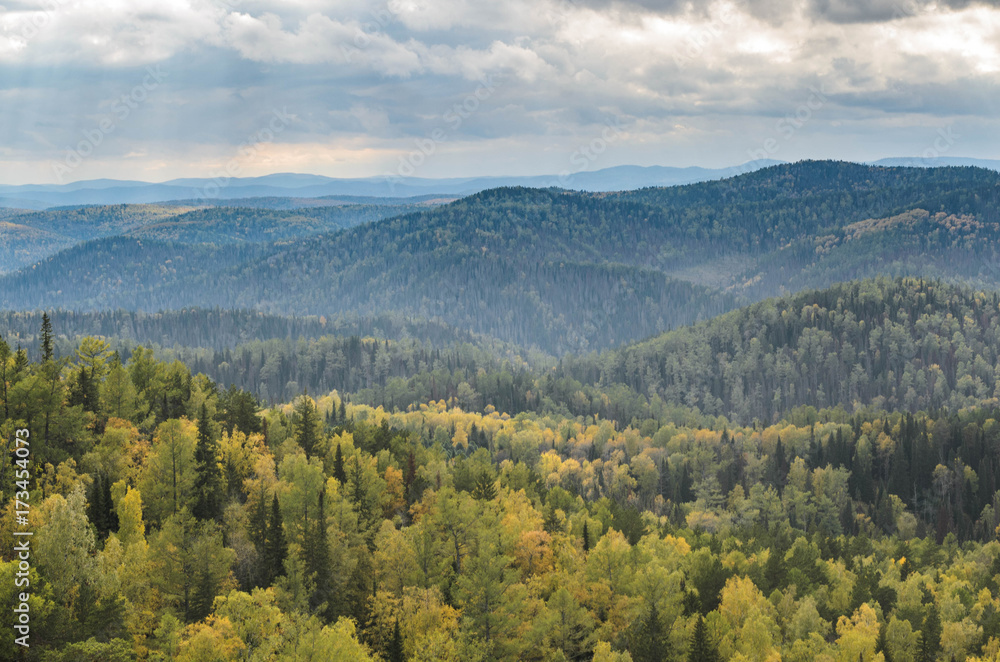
[124,204,417,243]
[0,202,429,273]
[5,162,1000,354]
[9,312,1000,661]
[547,278,1000,424]
[0,221,76,273]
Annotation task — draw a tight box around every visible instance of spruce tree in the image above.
[472,471,497,501]
[193,403,223,521]
[40,312,53,362]
[306,489,332,619]
[264,494,287,585]
[88,474,109,538]
[689,615,719,662]
[582,521,590,553]
[387,618,405,662]
[877,620,893,662]
[295,395,320,456]
[630,602,668,662]
[918,604,942,662]
[334,442,347,484]
[774,435,787,483]
[190,565,218,622]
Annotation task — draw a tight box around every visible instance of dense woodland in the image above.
[3,164,1000,661]
[0,202,434,275]
[3,163,1000,353]
[6,278,999,427]
[3,282,1000,661]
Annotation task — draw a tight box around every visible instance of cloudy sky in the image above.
[1,0,998,184]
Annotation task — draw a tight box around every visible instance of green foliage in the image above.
[7,163,1000,354]
[192,403,223,521]
[10,264,1000,661]
[689,615,719,662]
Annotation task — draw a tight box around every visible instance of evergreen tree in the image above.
[305,489,332,619]
[630,602,668,662]
[265,494,287,585]
[877,620,893,662]
[295,395,320,456]
[69,366,100,414]
[88,474,109,538]
[192,403,223,521]
[582,521,590,553]
[190,564,218,622]
[40,312,54,362]
[387,618,405,662]
[334,442,347,484]
[689,615,719,662]
[918,604,942,662]
[774,435,787,484]
[472,471,497,501]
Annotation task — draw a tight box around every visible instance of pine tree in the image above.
[192,403,223,521]
[264,494,287,585]
[334,443,347,484]
[190,564,218,622]
[472,471,497,501]
[88,474,109,538]
[305,489,332,619]
[104,475,118,533]
[295,395,320,456]
[40,312,53,362]
[387,618,405,662]
[876,620,893,662]
[774,435,787,484]
[689,614,719,662]
[630,602,668,662]
[918,604,942,662]
[582,521,591,553]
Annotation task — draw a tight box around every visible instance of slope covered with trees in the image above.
[0,202,428,274]
[2,317,1000,661]
[4,162,1000,354]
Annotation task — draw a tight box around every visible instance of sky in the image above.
[0,0,998,184]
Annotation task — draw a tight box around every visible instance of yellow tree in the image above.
[833,603,884,662]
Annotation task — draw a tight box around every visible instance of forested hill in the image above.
[0,309,509,355]
[4,162,1000,354]
[12,278,1000,428]
[547,278,1000,424]
[0,202,426,273]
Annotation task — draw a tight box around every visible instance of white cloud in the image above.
[1,0,999,183]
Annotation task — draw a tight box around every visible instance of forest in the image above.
[3,276,1000,661]
[4,162,1000,354]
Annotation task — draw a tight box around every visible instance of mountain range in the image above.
[3,160,1000,356]
[0,161,789,209]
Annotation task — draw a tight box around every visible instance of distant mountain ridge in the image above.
[0,161,785,209]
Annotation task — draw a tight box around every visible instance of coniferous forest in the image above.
[3,163,1000,661]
